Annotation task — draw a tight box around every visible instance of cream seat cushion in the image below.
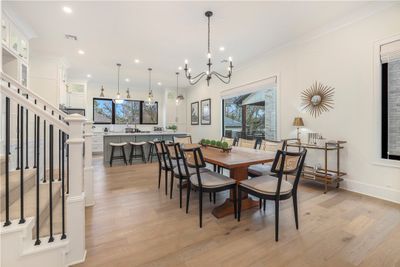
[240,175,293,195]
[129,141,147,146]
[248,163,272,176]
[190,172,236,188]
[173,164,210,178]
[110,142,127,147]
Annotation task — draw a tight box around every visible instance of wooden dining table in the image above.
[183,144,275,218]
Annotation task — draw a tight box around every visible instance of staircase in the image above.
[0,72,93,267]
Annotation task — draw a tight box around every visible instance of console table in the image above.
[287,141,347,193]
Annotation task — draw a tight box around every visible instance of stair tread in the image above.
[1,181,62,223]
[0,168,36,199]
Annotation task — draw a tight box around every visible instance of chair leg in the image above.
[213,192,216,204]
[170,171,174,199]
[199,189,203,228]
[158,166,161,189]
[141,145,146,163]
[238,188,242,221]
[148,144,152,162]
[110,146,115,167]
[121,147,128,165]
[179,179,183,208]
[275,199,280,242]
[233,187,237,219]
[129,145,134,165]
[263,199,266,211]
[186,182,191,213]
[259,198,262,209]
[293,193,299,229]
[209,192,212,202]
[213,164,216,172]
[164,170,168,195]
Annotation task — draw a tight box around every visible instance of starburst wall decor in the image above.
[301,81,334,117]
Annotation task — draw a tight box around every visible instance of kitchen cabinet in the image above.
[2,17,9,46]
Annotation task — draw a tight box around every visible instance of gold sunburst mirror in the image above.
[301,81,334,117]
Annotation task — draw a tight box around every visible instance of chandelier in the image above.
[113,63,124,104]
[146,68,155,106]
[175,72,184,105]
[184,11,233,86]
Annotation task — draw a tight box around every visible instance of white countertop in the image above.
[102,131,188,136]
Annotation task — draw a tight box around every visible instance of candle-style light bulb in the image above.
[228,56,232,62]
[207,53,211,59]
[184,59,188,64]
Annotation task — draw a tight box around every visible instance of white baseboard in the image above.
[341,179,400,204]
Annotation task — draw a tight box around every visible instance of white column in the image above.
[84,121,94,206]
[64,114,87,265]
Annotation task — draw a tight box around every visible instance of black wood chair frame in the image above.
[238,149,307,241]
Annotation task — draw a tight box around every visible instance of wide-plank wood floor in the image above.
[76,158,400,267]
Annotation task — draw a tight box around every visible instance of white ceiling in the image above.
[4,1,386,90]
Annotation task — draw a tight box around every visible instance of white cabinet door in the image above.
[2,16,9,46]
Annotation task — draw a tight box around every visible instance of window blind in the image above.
[381,39,400,63]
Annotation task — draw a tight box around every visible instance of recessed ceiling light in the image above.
[63,6,72,14]
[157,82,162,86]
[78,49,85,55]
[125,78,130,82]
[134,59,140,64]
[178,66,182,70]
[219,46,225,51]
[87,74,92,78]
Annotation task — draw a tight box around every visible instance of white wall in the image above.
[185,5,400,203]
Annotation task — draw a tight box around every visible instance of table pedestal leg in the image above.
[211,166,258,218]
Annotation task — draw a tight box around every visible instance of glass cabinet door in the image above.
[19,37,28,60]
[1,17,9,46]
[20,63,28,87]
[9,25,19,54]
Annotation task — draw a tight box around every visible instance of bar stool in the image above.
[109,142,128,167]
[147,139,158,163]
[129,141,147,164]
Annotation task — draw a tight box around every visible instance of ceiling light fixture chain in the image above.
[113,63,124,104]
[184,11,233,86]
[176,72,184,105]
[147,68,155,106]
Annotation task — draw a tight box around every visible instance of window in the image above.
[140,102,158,124]
[381,40,400,160]
[115,100,140,124]
[222,85,277,140]
[93,98,113,124]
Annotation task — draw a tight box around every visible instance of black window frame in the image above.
[93,97,114,125]
[140,101,159,125]
[381,62,400,161]
[113,99,141,125]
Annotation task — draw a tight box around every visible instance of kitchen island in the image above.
[103,132,188,163]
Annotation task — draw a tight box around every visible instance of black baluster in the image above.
[16,104,20,170]
[34,114,37,168]
[25,95,29,169]
[3,97,11,227]
[61,132,66,240]
[58,129,61,181]
[19,105,25,224]
[48,124,54,243]
[34,116,41,246]
[43,120,47,183]
[66,135,69,194]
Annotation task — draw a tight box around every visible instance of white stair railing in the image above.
[1,72,87,266]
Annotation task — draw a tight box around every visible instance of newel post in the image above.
[64,114,86,265]
[84,121,94,206]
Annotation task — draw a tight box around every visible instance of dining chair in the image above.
[237,138,257,149]
[221,136,235,147]
[166,142,210,208]
[154,140,175,195]
[173,135,192,144]
[248,139,286,177]
[183,146,237,228]
[238,149,307,241]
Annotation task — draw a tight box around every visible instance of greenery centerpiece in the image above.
[199,138,231,152]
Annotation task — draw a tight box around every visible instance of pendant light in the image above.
[175,72,184,105]
[113,63,124,104]
[126,88,131,98]
[99,85,105,97]
[146,68,155,106]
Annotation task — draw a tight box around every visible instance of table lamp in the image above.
[293,117,304,140]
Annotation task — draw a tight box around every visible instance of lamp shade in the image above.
[293,117,304,127]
